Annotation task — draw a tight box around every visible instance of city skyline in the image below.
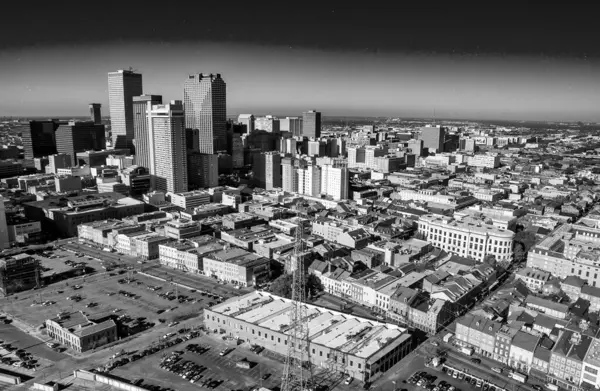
[1,4,599,123]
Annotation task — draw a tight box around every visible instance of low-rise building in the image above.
[0,254,40,296]
[204,291,412,383]
[45,311,117,353]
[203,247,270,287]
[515,267,551,292]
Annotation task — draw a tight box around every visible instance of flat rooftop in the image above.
[211,291,408,359]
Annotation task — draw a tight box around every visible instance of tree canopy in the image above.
[269,273,324,299]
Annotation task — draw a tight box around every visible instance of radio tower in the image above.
[281,219,313,391]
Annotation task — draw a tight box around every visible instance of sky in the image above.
[1,2,599,122]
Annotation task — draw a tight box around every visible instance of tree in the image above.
[514,231,537,253]
[483,254,497,267]
[269,273,324,300]
[270,274,293,299]
[306,274,324,298]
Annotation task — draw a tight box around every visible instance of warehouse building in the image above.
[205,291,412,383]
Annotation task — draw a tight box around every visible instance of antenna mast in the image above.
[281,215,313,391]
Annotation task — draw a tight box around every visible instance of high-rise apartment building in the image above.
[184,73,227,154]
[108,69,143,149]
[419,126,446,153]
[297,164,321,196]
[23,121,59,159]
[302,110,321,139]
[187,153,218,189]
[133,94,162,169]
[459,138,476,152]
[281,157,298,193]
[280,117,303,137]
[89,103,102,124]
[148,101,187,193]
[321,160,349,200]
[255,116,280,133]
[55,120,106,165]
[237,114,255,134]
[254,152,282,190]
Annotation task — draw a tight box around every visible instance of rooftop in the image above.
[211,291,408,359]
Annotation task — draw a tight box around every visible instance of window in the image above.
[358,363,361,369]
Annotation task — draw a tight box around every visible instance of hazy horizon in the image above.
[1,4,599,123]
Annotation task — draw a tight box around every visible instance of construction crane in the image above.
[281,218,313,391]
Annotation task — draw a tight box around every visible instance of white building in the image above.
[148,101,188,193]
[466,155,500,169]
[417,214,514,262]
[297,165,321,197]
[108,69,143,149]
[320,162,348,200]
[169,190,211,210]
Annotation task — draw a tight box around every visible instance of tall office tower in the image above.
[237,114,255,134]
[89,103,102,124]
[254,152,282,190]
[148,101,187,193]
[0,196,8,249]
[108,69,143,150]
[280,117,303,137]
[297,164,321,196]
[281,157,298,193]
[419,125,446,153]
[48,153,72,174]
[133,94,162,168]
[23,121,59,159]
[302,110,321,139]
[55,120,106,165]
[255,115,280,133]
[187,153,218,189]
[184,73,227,154]
[321,160,348,200]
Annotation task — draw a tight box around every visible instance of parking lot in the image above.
[0,267,225,339]
[108,329,351,391]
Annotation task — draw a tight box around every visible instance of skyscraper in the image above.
[280,117,303,137]
[254,152,281,190]
[55,120,106,165]
[133,94,162,169]
[187,153,218,189]
[89,103,102,124]
[183,73,227,154]
[237,114,255,134]
[302,110,321,139]
[108,69,143,150]
[23,121,59,159]
[297,164,321,196]
[281,157,298,193]
[419,126,446,153]
[148,101,187,193]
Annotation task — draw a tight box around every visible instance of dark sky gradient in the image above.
[1,2,599,121]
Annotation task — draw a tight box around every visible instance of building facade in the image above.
[148,101,188,193]
[108,69,143,149]
[183,73,227,154]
